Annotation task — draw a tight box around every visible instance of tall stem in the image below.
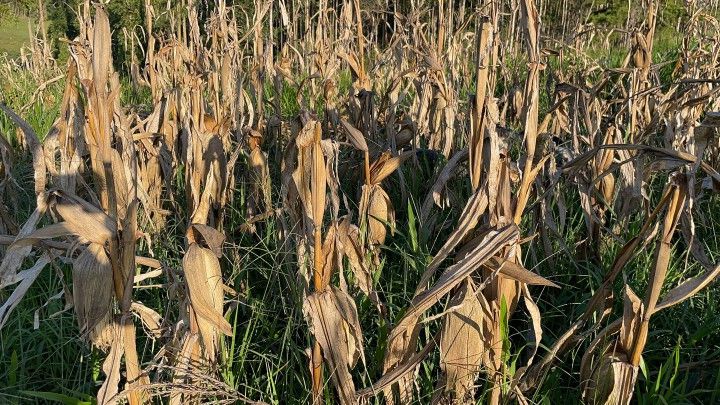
[631,183,683,365]
[364,151,371,186]
[310,120,327,403]
[311,226,324,402]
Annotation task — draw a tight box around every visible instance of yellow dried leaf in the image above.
[340,119,368,152]
[367,185,389,245]
[311,122,326,228]
[53,191,116,245]
[582,347,637,405]
[73,243,113,348]
[304,287,363,404]
[182,243,231,361]
[439,279,484,402]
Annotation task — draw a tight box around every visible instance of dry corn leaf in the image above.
[581,285,644,405]
[340,118,368,152]
[438,279,484,402]
[619,286,643,352]
[370,151,412,185]
[359,332,437,399]
[10,222,81,248]
[379,190,491,402]
[182,243,232,361]
[12,193,115,249]
[579,317,621,386]
[418,189,488,288]
[321,224,337,288]
[131,301,164,338]
[0,254,51,328]
[73,243,114,348]
[629,180,686,365]
[367,185,391,245]
[311,122,326,227]
[120,199,138,308]
[0,103,46,198]
[53,191,117,244]
[518,283,544,375]
[420,148,469,223]
[484,256,558,288]
[96,322,123,405]
[92,6,112,87]
[518,318,584,392]
[321,139,342,220]
[304,286,363,404]
[337,218,384,313]
[653,262,720,313]
[389,225,518,346]
[249,145,272,215]
[0,200,47,287]
[110,149,129,220]
[189,167,218,226]
[188,223,226,258]
[582,347,637,405]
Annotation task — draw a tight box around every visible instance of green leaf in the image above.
[8,349,17,388]
[500,297,511,364]
[639,356,648,380]
[18,391,92,405]
[668,340,681,390]
[407,199,418,253]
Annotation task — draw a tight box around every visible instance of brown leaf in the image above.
[358,330,438,399]
[340,118,368,152]
[582,346,637,405]
[367,185,391,245]
[0,254,51,329]
[304,287,363,404]
[619,286,643,353]
[370,151,412,185]
[420,148,469,223]
[654,262,720,314]
[96,322,123,405]
[484,256,559,288]
[73,243,114,348]
[182,243,231,361]
[131,301,164,338]
[438,279,484,402]
[92,6,113,87]
[0,201,47,287]
[11,222,79,248]
[0,103,46,198]
[311,122,326,227]
[389,225,518,345]
[53,191,117,245]
[321,224,337,288]
[189,223,226,258]
[338,219,385,313]
[418,190,488,289]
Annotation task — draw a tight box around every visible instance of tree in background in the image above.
[0,0,36,19]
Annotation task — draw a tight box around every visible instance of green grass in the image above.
[0,15,31,59]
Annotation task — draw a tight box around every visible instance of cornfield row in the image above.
[1,0,719,404]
